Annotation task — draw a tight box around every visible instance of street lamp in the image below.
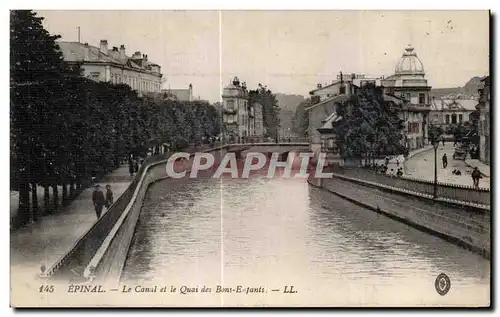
[432,141,439,198]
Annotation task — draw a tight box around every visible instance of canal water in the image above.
[121,174,490,307]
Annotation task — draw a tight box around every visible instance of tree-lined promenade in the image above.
[10,10,221,227]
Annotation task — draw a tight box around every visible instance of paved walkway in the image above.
[10,164,133,283]
[404,143,490,189]
[465,159,490,177]
[10,145,222,284]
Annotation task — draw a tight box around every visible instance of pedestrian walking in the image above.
[92,185,105,219]
[442,138,445,147]
[105,185,114,209]
[471,167,482,188]
[442,153,448,168]
[396,168,403,177]
[128,160,134,177]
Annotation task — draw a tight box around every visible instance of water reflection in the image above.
[122,176,490,306]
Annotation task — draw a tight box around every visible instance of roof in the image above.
[57,41,160,74]
[317,112,342,133]
[308,80,342,94]
[305,94,349,111]
[395,45,425,75]
[432,99,478,111]
[162,89,191,101]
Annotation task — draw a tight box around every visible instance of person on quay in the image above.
[442,153,448,168]
[471,167,482,188]
[105,185,114,209]
[92,184,106,219]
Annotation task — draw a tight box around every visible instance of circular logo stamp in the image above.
[435,273,451,296]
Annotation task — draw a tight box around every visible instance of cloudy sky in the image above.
[38,10,489,102]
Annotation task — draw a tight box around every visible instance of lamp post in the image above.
[433,141,439,198]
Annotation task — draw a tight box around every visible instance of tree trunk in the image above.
[44,185,50,214]
[69,180,75,199]
[31,182,38,222]
[18,182,30,225]
[52,184,59,210]
[62,181,68,206]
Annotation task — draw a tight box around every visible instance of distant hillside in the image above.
[430,76,484,99]
[275,93,305,112]
[275,93,305,136]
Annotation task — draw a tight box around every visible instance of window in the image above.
[459,114,463,123]
[451,114,457,124]
[227,100,234,110]
[419,93,425,104]
[446,115,450,124]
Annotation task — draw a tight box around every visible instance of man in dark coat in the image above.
[471,167,482,188]
[105,184,114,209]
[442,153,448,168]
[92,185,106,219]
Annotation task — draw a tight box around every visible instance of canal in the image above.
[121,174,490,307]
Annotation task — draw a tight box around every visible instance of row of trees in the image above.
[291,99,311,137]
[333,84,406,162]
[10,10,221,226]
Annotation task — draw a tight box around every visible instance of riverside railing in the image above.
[339,168,490,208]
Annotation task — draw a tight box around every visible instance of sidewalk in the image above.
[465,159,490,178]
[404,143,490,189]
[10,164,133,283]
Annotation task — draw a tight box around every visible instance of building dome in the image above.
[395,45,425,75]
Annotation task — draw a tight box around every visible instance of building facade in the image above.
[430,98,477,128]
[58,40,162,96]
[477,76,490,164]
[307,78,356,157]
[221,77,264,142]
[381,45,431,150]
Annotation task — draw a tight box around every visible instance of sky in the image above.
[38,10,490,102]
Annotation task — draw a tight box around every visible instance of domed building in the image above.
[221,77,264,142]
[382,45,432,150]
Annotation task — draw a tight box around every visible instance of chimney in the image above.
[317,83,322,89]
[189,83,193,101]
[99,39,108,55]
[119,45,126,59]
[132,51,141,59]
[83,43,89,60]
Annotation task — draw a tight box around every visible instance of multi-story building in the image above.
[430,98,477,129]
[161,84,194,102]
[477,76,490,164]
[221,77,264,142]
[381,45,432,150]
[58,40,163,96]
[306,76,357,158]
